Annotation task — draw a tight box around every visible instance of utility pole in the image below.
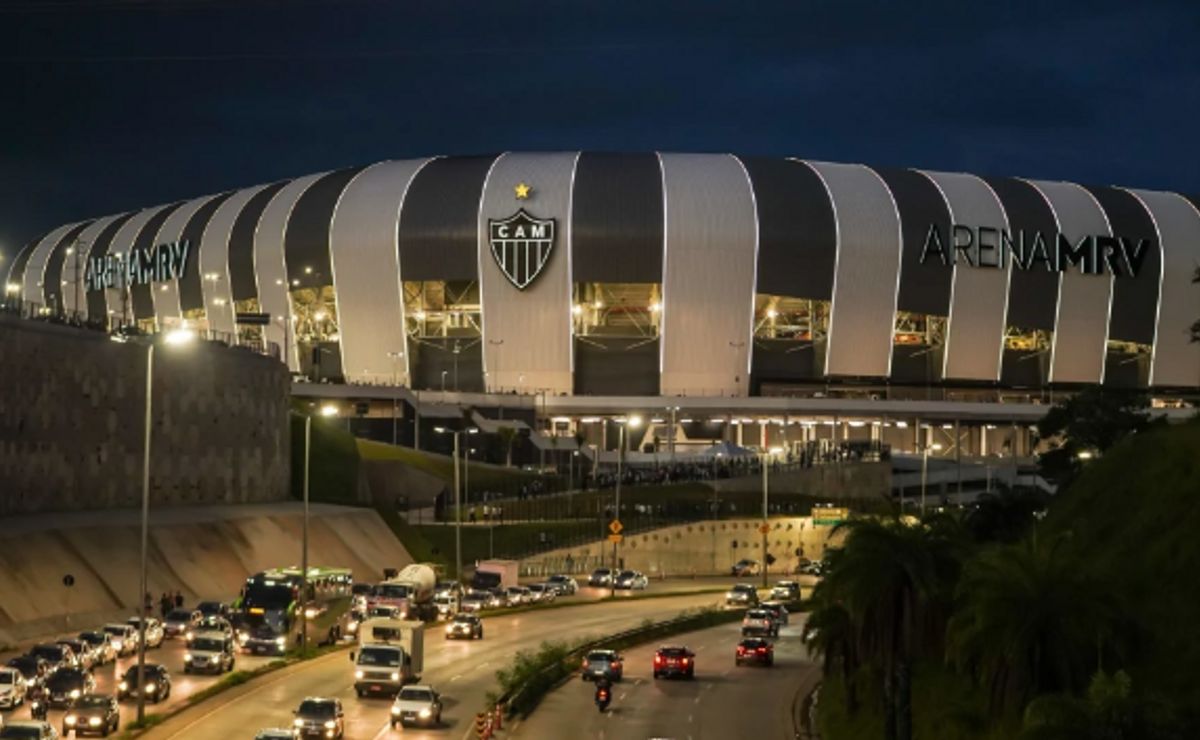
[300,415,310,653]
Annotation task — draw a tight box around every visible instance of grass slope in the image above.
[358,438,542,490]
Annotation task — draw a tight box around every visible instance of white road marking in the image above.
[619,692,627,701]
[449,673,463,682]
[688,713,694,723]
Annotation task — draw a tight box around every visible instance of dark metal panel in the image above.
[409,338,484,393]
[749,339,824,387]
[284,166,368,288]
[178,191,235,313]
[41,221,94,311]
[741,157,836,300]
[981,177,1059,330]
[573,337,660,396]
[571,152,663,283]
[228,181,288,301]
[84,212,136,319]
[872,167,952,316]
[398,155,499,281]
[129,202,185,320]
[1084,186,1158,345]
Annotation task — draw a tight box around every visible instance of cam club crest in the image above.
[488,208,556,290]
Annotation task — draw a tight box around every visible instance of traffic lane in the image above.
[143,590,729,740]
[0,636,277,731]
[513,618,819,740]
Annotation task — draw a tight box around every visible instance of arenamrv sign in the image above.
[921,223,1154,277]
[84,240,190,292]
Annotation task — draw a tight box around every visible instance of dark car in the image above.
[760,601,790,627]
[62,694,119,737]
[735,637,774,667]
[731,558,760,577]
[116,665,170,703]
[0,722,60,739]
[6,656,48,690]
[444,613,483,640]
[29,644,76,673]
[196,601,230,619]
[652,646,695,680]
[725,583,760,607]
[45,668,95,709]
[292,697,344,739]
[580,650,623,682]
[162,609,202,639]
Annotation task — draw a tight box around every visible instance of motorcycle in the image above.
[594,685,611,712]
[30,697,48,721]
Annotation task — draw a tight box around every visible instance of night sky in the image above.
[3,0,1199,261]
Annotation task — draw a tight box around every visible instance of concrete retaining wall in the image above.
[709,462,891,498]
[520,516,846,578]
[0,503,411,646]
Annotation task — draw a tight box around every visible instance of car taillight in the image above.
[654,655,663,664]
[681,658,690,665]
[757,647,767,653]
[737,647,745,654]
[611,661,621,669]
[582,659,589,668]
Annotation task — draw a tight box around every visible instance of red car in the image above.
[735,637,774,666]
[652,646,695,679]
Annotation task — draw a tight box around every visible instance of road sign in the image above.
[608,519,623,535]
[608,533,624,544]
[812,507,849,526]
[235,311,271,325]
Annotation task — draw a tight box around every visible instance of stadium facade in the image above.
[6,153,1199,459]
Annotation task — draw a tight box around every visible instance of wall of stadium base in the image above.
[0,503,411,647]
[520,517,847,579]
[0,315,291,514]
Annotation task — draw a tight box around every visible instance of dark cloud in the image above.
[2,0,1199,260]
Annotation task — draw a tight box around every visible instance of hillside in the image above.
[1043,416,1200,709]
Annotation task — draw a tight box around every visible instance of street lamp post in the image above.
[920,442,943,516]
[761,447,783,589]
[611,415,642,597]
[387,351,404,445]
[136,329,195,722]
[436,427,478,583]
[300,414,311,654]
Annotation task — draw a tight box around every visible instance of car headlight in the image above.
[354,670,364,679]
[238,632,249,643]
[183,653,193,662]
[275,637,287,647]
[145,682,157,692]
[89,717,102,727]
[293,718,304,728]
[390,671,400,681]
[119,681,128,691]
[25,678,36,687]
[65,715,77,725]
[390,706,400,715]
[347,622,358,633]
[70,689,81,698]
[185,632,194,641]
[418,708,432,718]
[112,640,123,650]
[323,720,336,729]
[446,626,454,633]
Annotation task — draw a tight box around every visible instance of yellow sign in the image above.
[812,507,849,526]
[759,523,771,534]
[514,182,531,200]
[608,533,624,544]
[609,519,623,535]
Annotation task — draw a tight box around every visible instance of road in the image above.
[137,587,739,739]
[513,618,820,740]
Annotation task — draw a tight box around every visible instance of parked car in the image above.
[613,570,648,590]
[587,568,613,587]
[731,558,760,577]
[545,574,578,595]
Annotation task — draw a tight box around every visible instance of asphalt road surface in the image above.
[514,618,820,740]
[138,588,738,740]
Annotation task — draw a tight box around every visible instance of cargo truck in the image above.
[351,618,424,697]
[470,559,519,591]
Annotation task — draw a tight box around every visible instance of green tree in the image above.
[1020,670,1183,740]
[496,425,518,468]
[946,536,1122,715]
[802,599,861,714]
[963,489,1048,544]
[1035,388,1151,485]
[815,518,964,740]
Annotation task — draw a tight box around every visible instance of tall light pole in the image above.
[436,427,478,582]
[136,328,195,722]
[299,413,312,654]
[611,415,642,597]
[387,351,404,445]
[920,442,943,516]
[761,447,783,589]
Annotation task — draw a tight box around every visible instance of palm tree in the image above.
[803,597,861,713]
[817,517,964,740]
[496,425,517,467]
[946,535,1122,715]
